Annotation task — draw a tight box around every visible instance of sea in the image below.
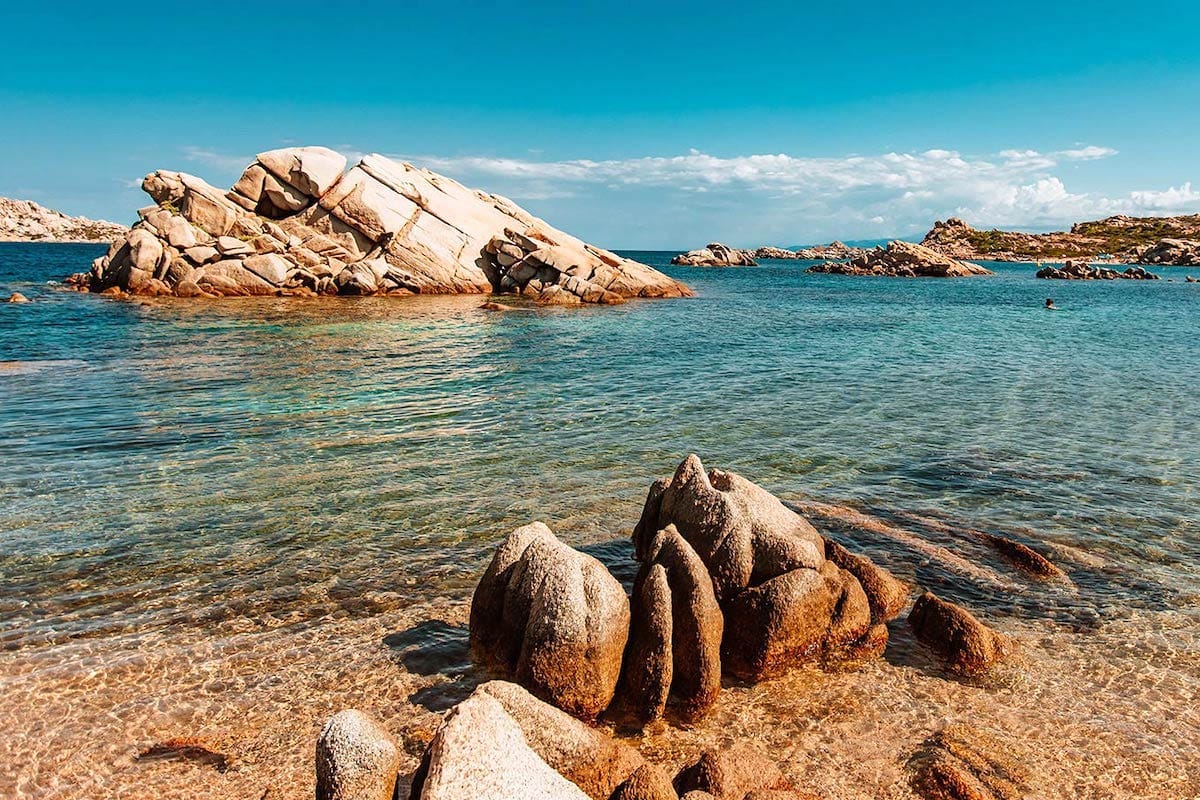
[1,242,1197,799]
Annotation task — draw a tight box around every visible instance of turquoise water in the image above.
[1,242,1199,651]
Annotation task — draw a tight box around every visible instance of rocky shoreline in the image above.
[315,455,1028,800]
[0,197,127,243]
[921,215,1200,265]
[69,147,691,305]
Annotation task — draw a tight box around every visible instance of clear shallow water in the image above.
[1,242,1199,798]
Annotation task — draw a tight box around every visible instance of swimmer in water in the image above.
[1045,298,1058,310]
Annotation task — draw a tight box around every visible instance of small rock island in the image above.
[807,240,993,277]
[72,147,692,305]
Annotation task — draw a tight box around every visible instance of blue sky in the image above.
[2,0,1199,248]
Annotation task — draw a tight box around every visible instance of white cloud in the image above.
[172,143,1198,246]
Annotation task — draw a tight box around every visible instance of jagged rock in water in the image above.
[315,710,401,800]
[0,197,127,243]
[469,523,630,720]
[76,147,692,304]
[634,455,884,681]
[807,241,992,277]
[1138,237,1200,265]
[907,724,1028,800]
[616,524,723,724]
[470,681,645,800]
[409,691,591,800]
[908,592,1010,676]
[671,243,757,266]
[1036,259,1158,280]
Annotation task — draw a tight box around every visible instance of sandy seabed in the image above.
[4,589,1198,800]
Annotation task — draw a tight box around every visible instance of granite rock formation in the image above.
[634,455,904,681]
[1138,238,1200,265]
[469,522,631,720]
[73,147,692,304]
[1035,260,1158,280]
[671,243,757,266]
[0,197,127,243]
[807,241,992,277]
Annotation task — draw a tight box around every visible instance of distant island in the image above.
[921,215,1200,265]
[670,241,867,266]
[0,197,127,243]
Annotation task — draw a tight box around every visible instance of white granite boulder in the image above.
[80,147,692,303]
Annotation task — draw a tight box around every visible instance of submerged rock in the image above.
[469,522,630,720]
[1035,259,1158,280]
[908,592,1010,676]
[78,147,692,304]
[315,709,401,800]
[908,724,1028,800]
[611,764,679,800]
[673,744,804,800]
[671,243,757,266]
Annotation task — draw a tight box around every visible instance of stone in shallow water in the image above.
[469,522,630,720]
[908,591,1010,676]
[315,709,401,800]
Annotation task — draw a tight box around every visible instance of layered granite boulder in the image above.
[467,456,909,729]
[671,243,757,266]
[1035,259,1159,280]
[1138,238,1200,265]
[75,147,692,304]
[808,241,992,277]
[634,456,904,681]
[470,523,631,720]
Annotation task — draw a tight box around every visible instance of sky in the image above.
[2,0,1199,249]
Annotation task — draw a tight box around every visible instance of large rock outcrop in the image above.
[74,147,692,304]
[671,243,757,266]
[0,197,127,243]
[635,455,904,681]
[1035,259,1158,280]
[807,241,992,278]
[469,522,630,720]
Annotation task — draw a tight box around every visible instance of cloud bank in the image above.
[181,144,1200,248]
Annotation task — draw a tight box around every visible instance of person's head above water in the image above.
[1045,298,1056,308]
